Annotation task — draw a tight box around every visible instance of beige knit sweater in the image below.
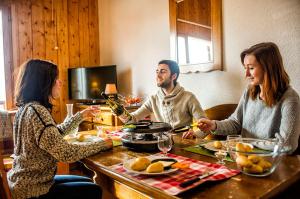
[7,102,111,199]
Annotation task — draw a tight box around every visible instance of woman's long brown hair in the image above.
[14,59,58,109]
[240,42,290,107]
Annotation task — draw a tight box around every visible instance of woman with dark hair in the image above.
[8,59,112,199]
[185,42,300,152]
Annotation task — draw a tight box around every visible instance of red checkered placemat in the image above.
[110,153,240,195]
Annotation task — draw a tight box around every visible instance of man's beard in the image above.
[157,78,172,88]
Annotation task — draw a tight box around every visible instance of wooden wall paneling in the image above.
[44,0,60,122]
[31,0,45,59]
[44,0,58,64]
[56,0,69,122]
[17,0,33,64]
[10,3,20,87]
[67,0,80,67]
[79,0,90,66]
[88,0,99,65]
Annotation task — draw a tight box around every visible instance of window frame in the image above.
[0,3,14,109]
[169,0,223,73]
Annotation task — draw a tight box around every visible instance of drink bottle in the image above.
[101,92,132,123]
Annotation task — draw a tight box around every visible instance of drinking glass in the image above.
[91,105,103,122]
[226,135,242,152]
[157,134,173,156]
[214,150,227,164]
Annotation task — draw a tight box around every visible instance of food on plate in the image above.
[76,134,85,142]
[236,142,253,152]
[213,141,223,149]
[171,162,190,169]
[146,162,164,173]
[130,157,151,171]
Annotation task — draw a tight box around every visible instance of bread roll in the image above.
[213,141,222,149]
[76,134,85,142]
[130,157,151,171]
[146,162,164,173]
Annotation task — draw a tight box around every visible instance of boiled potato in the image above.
[244,164,263,174]
[236,155,253,168]
[236,142,253,152]
[130,157,151,171]
[248,155,262,164]
[213,141,223,149]
[258,159,272,171]
[146,162,164,173]
[76,134,85,142]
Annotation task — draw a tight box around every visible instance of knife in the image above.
[179,170,218,188]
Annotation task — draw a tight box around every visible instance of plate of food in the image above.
[202,141,227,152]
[123,156,179,175]
[64,134,103,144]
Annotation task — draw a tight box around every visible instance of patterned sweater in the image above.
[7,102,112,199]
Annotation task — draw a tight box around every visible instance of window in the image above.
[0,5,13,110]
[169,0,222,73]
[0,10,5,109]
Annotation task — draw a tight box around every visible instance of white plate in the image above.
[252,140,275,151]
[65,135,103,145]
[123,156,178,176]
[202,141,227,152]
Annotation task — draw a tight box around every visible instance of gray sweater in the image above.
[8,102,111,199]
[131,83,205,129]
[215,87,300,152]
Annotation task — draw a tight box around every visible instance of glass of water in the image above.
[215,150,227,164]
[157,133,173,156]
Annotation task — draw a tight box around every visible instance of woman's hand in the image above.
[182,129,196,139]
[103,137,113,149]
[80,106,101,120]
[197,118,217,132]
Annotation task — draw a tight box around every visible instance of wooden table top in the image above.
[82,133,300,199]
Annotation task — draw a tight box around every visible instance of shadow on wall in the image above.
[179,71,245,109]
[118,67,132,95]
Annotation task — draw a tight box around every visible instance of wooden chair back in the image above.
[0,153,12,199]
[204,104,237,140]
[205,104,237,121]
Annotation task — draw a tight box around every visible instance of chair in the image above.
[0,110,14,199]
[0,152,12,199]
[204,104,237,140]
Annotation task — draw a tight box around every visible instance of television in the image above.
[68,65,117,103]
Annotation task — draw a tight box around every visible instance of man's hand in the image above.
[182,129,196,139]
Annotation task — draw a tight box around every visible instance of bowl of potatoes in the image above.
[228,138,290,177]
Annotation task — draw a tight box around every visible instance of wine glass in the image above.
[226,135,242,151]
[91,105,103,122]
[157,133,173,156]
[214,150,227,164]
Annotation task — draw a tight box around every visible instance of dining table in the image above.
[80,130,300,199]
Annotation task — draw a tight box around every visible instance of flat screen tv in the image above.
[68,65,117,103]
